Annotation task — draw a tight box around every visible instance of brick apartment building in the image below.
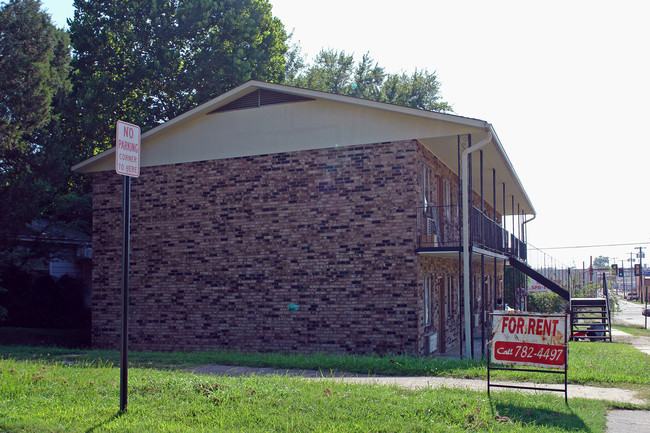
[73,81,535,357]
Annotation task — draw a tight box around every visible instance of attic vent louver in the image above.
[209,88,314,114]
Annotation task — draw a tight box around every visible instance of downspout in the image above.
[522,214,536,248]
[461,129,492,359]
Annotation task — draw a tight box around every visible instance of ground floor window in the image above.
[424,276,431,326]
[446,276,453,318]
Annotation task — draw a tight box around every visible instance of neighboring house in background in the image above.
[18,220,91,277]
[72,81,535,357]
[14,220,93,307]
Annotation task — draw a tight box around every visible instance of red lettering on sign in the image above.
[501,317,561,337]
[516,317,525,334]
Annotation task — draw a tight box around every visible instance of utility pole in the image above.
[612,257,618,294]
[636,246,645,299]
[621,260,626,295]
[629,252,636,295]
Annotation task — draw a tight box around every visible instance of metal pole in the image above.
[469,134,474,360]
[492,169,497,311]
[120,175,131,413]
[621,260,625,296]
[462,131,491,359]
[457,135,463,360]
[479,150,480,357]
[629,252,635,296]
[637,246,644,299]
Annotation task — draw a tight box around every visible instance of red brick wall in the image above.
[91,140,425,354]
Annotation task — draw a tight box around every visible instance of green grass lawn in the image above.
[0,340,646,388]
[0,357,614,432]
[613,323,650,338]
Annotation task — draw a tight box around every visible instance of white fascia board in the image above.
[71,147,115,173]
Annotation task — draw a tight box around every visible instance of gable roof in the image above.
[71,80,534,216]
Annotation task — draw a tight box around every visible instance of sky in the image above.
[38,0,650,269]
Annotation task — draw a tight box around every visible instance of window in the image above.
[422,165,432,210]
[444,178,451,220]
[424,276,431,326]
[446,276,453,318]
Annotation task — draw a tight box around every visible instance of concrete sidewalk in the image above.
[190,364,647,405]
[611,325,650,355]
[606,410,650,433]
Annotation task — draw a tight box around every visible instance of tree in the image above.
[68,0,288,154]
[0,0,70,151]
[592,256,609,268]
[381,69,452,112]
[0,0,73,256]
[287,48,452,112]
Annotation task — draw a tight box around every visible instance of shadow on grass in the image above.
[493,402,588,431]
[85,411,125,433]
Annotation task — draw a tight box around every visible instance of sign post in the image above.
[116,121,140,413]
[488,311,569,403]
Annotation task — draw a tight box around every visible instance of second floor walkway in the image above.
[416,205,527,261]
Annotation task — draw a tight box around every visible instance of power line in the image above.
[536,241,650,251]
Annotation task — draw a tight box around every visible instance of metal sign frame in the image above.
[487,311,569,404]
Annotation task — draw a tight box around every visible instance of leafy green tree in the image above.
[0,0,73,257]
[287,48,452,112]
[381,69,452,112]
[592,256,609,268]
[68,0,288,154]
[0,0,70,151]
[0,0,79,323]
[283,33,306,84]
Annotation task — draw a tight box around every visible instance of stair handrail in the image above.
[602,273,612,342]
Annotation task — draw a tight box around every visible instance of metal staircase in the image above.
[508,258,613,343]
[569,274,612,342]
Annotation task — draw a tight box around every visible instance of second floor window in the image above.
[422,165,432,210]
[444,178,451,221]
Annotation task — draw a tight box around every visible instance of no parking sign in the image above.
[115,120,141,177]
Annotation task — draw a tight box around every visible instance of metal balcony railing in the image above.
[417,205,527,260]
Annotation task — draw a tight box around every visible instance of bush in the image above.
[528,291,568,314]
[0,265,90,329]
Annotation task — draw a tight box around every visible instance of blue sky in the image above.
[36,0,650,268]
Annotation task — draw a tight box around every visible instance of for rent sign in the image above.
[490,311,567,370]
[115,120,141,177]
